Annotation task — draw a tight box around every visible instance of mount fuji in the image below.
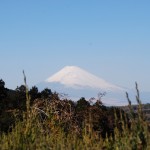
[38,66,129,106]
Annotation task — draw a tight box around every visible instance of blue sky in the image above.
[0,1,150,91]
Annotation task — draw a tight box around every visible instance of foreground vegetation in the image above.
[0,76,150,149]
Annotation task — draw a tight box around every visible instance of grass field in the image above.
[0,78,149,150]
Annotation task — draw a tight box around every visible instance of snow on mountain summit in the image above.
[46,66,123,91]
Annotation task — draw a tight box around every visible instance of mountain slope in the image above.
[46,66,123,91]
[37,66,129,106]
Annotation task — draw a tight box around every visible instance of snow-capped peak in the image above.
[45,66,123,91]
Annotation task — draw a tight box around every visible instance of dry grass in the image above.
[0,76,149,149]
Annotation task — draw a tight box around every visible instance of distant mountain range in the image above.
[37,66,149,106]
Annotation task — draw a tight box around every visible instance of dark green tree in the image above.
[29,86,40,103]
[41,88,52,99]
[76,97,90,112]
[0,79,7,112]
[15,85,26,110]
[0,79,7,100]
